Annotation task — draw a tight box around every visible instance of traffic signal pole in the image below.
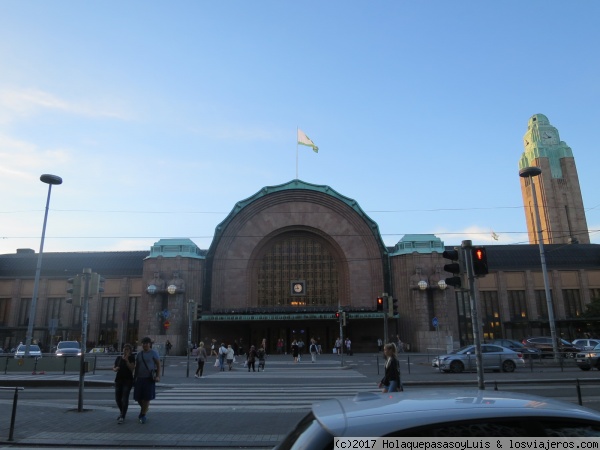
[462,240,485,390]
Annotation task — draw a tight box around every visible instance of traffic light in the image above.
[89,273,105,296]
[376,297,384,311]
[389,297,398,317]
[335,311,341,320]
[472,246,489,277]
[342,312,347,327]
[66,275,82,304]
[442,248,462,288]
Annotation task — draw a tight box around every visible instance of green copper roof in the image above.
[146,238,205,259]
[389,234,444,255]
[210,179,388,255]
[519,114,574,178]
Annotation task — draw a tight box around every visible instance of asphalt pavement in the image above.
[1,352,600,449]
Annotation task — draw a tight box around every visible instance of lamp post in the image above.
[519,166,559,359]
[187,299,195,377]
[25,174,62,357]
[438,279,453,353]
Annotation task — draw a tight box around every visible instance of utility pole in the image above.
[78,268,91,412]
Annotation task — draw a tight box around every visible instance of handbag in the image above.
[214,359,219,367]
[140,353,158,381]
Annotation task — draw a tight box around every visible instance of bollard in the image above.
[376,355,379,375]
[576,379,583,406]
[8,387,24,441]
[407,355,411,374]
[494,381,498,391]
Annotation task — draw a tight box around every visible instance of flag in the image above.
[297,129,318,153]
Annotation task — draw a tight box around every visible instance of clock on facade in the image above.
[291,281,306,295]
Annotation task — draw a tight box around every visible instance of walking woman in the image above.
[195,341,207,378]
[113,343,135,424]
[291,339,299,363]
[133,337,161,424]
[378,343,402,393]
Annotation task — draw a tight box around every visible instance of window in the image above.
[47,297,63,327]
[0,298,9,326]
[479,291,500,339]
[18,298,31,326]
[563,289,582,318]
[507,290,527,321]
[534,289,554,319]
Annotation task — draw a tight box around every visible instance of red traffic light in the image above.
[335,312,340,319]
[471,246,488,276]
[376,297,384,312]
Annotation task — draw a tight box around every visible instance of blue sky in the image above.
[1,1,599,255]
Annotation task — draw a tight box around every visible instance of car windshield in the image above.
[592,344,600,351]
[58,342,79,349]
[17,345,40,352]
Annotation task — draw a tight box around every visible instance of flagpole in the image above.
[296,127,299,179]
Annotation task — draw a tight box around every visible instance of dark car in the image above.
[55,341,82,357]
[273,390,600,448]
[522,336,579,358]
[489,339,541,359]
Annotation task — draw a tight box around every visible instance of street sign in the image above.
[432,317,438,327]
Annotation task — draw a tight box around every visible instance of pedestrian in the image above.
[345,337,353,356]
[291,340,299,363]
[226,344,235,371]
[247,345,257,372]
[210,339,217,357]
[276,338,283,354]
[378,343,402,393]
[133,337,161,424]
[377,338,383,352]
[297,339,305,356]
[309,339,318,363]
[113,343,135,424]
[334,337,342,355]
[195,342,207,378]
[165,339,172,356]
[257,346,266,371]
[218,342,227,371]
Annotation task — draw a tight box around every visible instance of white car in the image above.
[431,344,524,373]
[572,339,600,351]
[14,344,42,359]
[274,390,600,448]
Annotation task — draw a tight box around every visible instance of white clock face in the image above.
[541,131,556,144]
[294,283,303,293]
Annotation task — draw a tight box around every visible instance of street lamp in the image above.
[519,166,559,359]
[25,174,62,357]
[186,299,195,377]
[438,279,453,353]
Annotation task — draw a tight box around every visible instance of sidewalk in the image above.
[0,354,355,448]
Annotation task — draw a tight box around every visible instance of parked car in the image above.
[431,344,524,373]
[575,344,600,371]
[488,339,541,359]
[55,341,81,357]
[522,337,579,358]
[14,344,42,359]
[273,390,600,448]
[572,339,600,351]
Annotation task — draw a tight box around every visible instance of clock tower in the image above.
[519,114,590,245]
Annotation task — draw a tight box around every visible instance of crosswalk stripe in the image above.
[149,382,381,410]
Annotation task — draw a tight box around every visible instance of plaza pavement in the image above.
[1,352,599,449]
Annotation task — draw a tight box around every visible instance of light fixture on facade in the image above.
[147,284,157,295]
[418,280,428,291]
[167,284,177,295]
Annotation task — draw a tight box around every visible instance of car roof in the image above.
[311,390,600,437]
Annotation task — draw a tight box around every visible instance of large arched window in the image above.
[256,233,339,308]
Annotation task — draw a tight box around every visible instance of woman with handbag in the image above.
[378,342,403,393]
[133,337,161,424]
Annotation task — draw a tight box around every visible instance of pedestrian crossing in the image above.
[150,382,382,411]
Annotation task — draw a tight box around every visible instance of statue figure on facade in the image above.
[167,271,186,294]
[429,265,444,287]
[147,271,165,295]
[410,267,426,290]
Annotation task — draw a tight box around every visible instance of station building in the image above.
[0,114,598,354]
